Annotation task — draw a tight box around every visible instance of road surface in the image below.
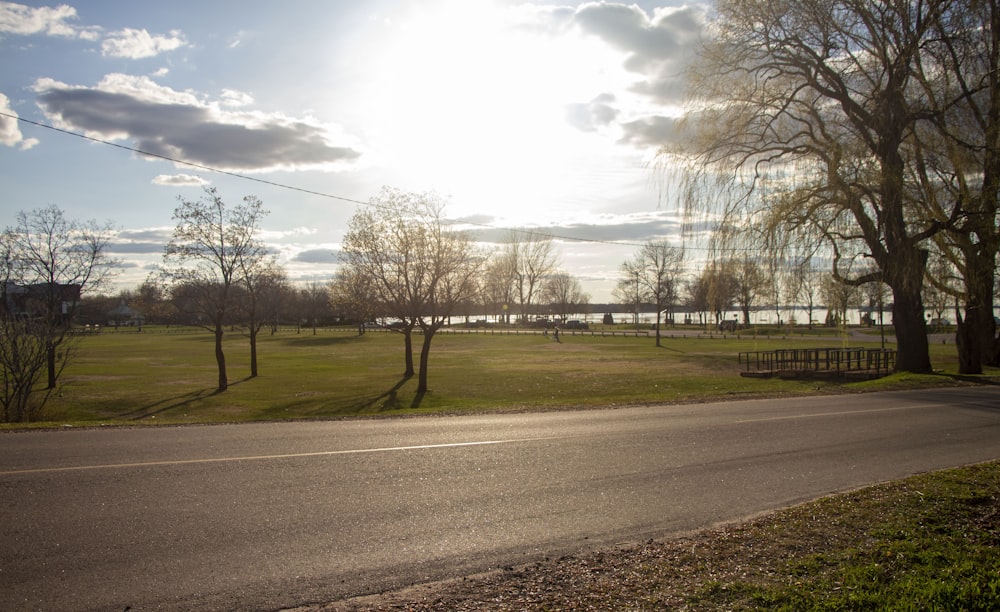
[2,386,999,610]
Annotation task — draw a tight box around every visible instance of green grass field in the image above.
[21,325,989,426]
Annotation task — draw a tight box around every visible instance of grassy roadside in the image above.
[10,325,995,427]
[322,460,1000,611]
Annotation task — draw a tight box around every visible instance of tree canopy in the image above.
[674,0,998,373]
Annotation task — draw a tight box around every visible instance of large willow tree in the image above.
[673,0,983,374]
[914,0,1000,372]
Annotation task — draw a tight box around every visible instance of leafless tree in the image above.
[923,252,960,330]
[788,258,823,330]
[504,229,558,322]
[619,240,685,345]
[343,189,421,377]
[1,206,117,421]
[821,272,860,328]
[262,273,295,335]
[237,258,286,376]
[330,266,381,335]
[706,260,738,328]
[161,188,268,392]
[0,314,49,423]
[481,252,518,324]
[685,273,710,327]
[343,188,483,394]
[613,258,643,326]
[683,260,736,328]
[134,279,179,325]
[542,271,590,321]
[730,256,766,327]
[861,275,891,331]
[298,281,331,335]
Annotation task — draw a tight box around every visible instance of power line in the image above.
[2,111,369,207]
[5,111,840,275]
[3,111,654,248]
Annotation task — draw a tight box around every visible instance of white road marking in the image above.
[0,436,559,476]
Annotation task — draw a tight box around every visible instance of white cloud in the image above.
[152,173,208,186]
[565,93,620,132]
[32,73,363,172]
[565,2,709,148]
[291,248,340,264]
[101,27,186,59]
[0,92,23,145]
[220,89,254,108]
[0,92,37,149]
[261,227,319,240]
[619,114,687,148]
[227,30,251,49]
[0,1,96,38]
[0,4,183,57]
[470,209,687,245]
[573,3,707,91]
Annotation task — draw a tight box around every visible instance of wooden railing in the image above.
[739,347,896,378]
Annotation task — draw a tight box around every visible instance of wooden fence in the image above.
[739,347,896,378]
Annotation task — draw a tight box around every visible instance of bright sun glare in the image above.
[364,0,633,225]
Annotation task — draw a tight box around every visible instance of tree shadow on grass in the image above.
[124,387,220,420]
[656,343,687,354]
[124,376,253,420]
[290,376,417,417]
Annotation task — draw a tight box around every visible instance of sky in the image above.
[0,0,711,302]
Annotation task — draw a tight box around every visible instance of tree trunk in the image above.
[655,309,662,347]
[214,323,228,392]
[403,329,415,378]
[887,259,932,374]
[46,342,56,390]
[892,297,931,373]
[879,120,932,374]
[968,0,1000,371]
[417,330,434,393]
[958,291,997,374]
[249,325,259,378]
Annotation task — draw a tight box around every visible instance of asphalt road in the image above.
[2,386,999,611]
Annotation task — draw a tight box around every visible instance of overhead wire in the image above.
[14,113,865,290]
[4,111,825,276]
[1,111,655,249]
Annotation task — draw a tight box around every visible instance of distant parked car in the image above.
[562,320,589,330]
[718,320,739,332]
